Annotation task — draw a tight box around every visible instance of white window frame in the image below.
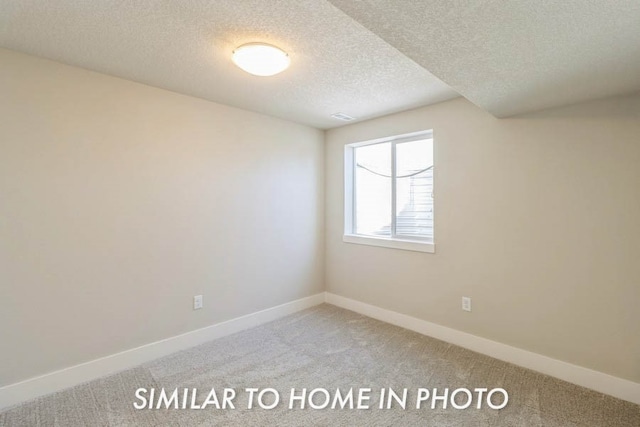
[343,130,435,253]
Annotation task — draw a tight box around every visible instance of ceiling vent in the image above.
[331,112,355,121]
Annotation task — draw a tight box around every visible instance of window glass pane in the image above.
[354,142,391,236]
[395,139,434,239]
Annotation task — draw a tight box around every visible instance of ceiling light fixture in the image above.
[232,43,290,77]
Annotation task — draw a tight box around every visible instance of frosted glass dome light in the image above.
[232,43,290,77]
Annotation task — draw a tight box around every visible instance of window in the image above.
[344,130,434,253]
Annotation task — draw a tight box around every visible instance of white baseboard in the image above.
[0,293,325,410]
[325,292,640,405]
[3,292,638,410]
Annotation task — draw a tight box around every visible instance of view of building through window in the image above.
[354,137,433,241]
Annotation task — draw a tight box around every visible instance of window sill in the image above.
[342,234,435,253]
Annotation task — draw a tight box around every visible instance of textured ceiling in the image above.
[0,0,458,129]
[2,1,639,127]
[329,0,640,117]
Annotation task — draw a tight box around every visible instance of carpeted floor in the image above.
[1,304,638,426]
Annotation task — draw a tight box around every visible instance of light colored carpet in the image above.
[1,304,638,426]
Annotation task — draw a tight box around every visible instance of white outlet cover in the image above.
[462,297,472,312]
[194,295,203,310]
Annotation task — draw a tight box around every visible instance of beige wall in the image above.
[2,45,639,389]
[0,48,324,386]
[325,95,640,383]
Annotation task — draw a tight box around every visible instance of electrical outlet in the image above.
[194,295,203,310]
[462,296,471,312]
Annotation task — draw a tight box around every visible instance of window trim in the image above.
[344,130,435,254]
